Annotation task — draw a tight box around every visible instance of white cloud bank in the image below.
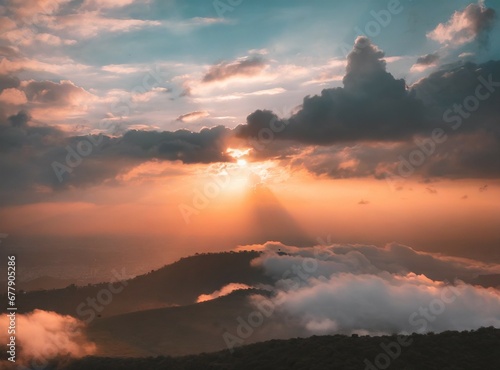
[242,241,500,336]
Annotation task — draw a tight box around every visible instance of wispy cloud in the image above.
[176,110,210,122]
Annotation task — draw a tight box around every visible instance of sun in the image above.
[226,147,252,168]
[226,147,251,159]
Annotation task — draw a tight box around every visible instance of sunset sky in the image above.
[1,0,500,277]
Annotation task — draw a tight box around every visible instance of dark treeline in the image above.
[39,326,500,370]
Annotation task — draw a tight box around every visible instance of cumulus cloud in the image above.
[197,283,254,303]
[0,310,95,364]
[427,3,496,47]
[245,241,500,336]
[202,55,268,84]
[236,37,427,145]
[236,39,500,180]
[23,80,92,106]
[17,79,96,121]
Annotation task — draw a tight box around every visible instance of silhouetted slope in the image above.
[43,327,500,370]
[18,276,77,292]
[87,289,288,357]
[12,251,270,318]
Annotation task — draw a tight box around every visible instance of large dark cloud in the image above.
[119,126,232,164]
[0,108,233,204]
[293,59,500,180]
[236,37,427,145]
[235,38,500,180]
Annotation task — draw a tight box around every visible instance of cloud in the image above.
[0,75,20,92]
[235,38,500,180]
[0,113,233,204]
[0,56,90,75]
[248,242,500,282]
[416,53,440,66]
[426,187,438,194]
[4,0,71,20]
[459,52,475,59]
[131,87,169,103]
[0,16,16,33]
[176,111,210,123]
[246,242,500,336]
[45,12,162,39]
[20,79,95,121]
[411,53,440,73]
[254,273,500,336]
[80,0,148,10]
[236,37,427,145]
[102,64,144,74]
[189,17,230,26]
[23,80,93,107]
[427,3,496,47]
[202,55,268,84]
[0,309,95,364]
[196,283,253,303]
[0,88,27,105]
[246,88,286,96]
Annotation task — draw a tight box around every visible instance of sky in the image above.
[1,0,500,279]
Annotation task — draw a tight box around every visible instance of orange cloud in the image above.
[0,310,96,365]
[197,283,254,303]
[427,3,496,46]
[0,88,27,105]
[202,56,268,84]
[176,110,210,123]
